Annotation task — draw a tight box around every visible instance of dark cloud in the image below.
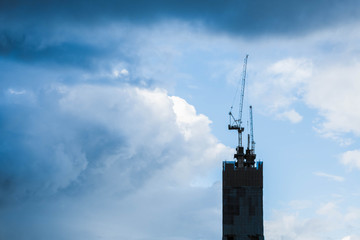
[2,0,359,75]
[0,33,92,68]
[0,30,133,70]
[1,0,360,36]
[1,0,359,69]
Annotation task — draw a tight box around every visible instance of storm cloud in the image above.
[1,0,359,72]
[2,0,360,36]
[2,0,360,72]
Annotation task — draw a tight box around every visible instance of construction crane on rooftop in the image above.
[228,54,249,148]
[223,54,263,240]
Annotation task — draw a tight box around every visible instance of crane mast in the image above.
[250,105,255,153]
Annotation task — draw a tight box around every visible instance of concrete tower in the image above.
[222,146,264,240]
[223,55,264,240]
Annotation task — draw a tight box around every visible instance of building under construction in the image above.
[223,55,264,240]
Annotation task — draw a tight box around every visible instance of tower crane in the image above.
[228,54,249,167]
[228,54,249,148]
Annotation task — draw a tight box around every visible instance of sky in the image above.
[1,1,360,239]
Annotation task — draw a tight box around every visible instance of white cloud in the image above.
[313,171,345,182]
[113,68,129,78]
[267,58,312,88]
[250,58,312,120]
[171,96,212,140]
[246,24,360,143]
[342,236,360,240]
[265,211,327,240]
[340,150,360,170]
[313,127,353,146]
[345,207,360,224]
[120,68,129,76]
[8,88,26,95]
[265,58,312,108]
[266,201,360,240]
[304,62,360,138]
[316,201,338,215]
[277,109,303,123]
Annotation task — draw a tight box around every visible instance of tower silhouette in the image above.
[223,55,264,240]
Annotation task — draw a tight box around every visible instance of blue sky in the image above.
[1,1,360,239]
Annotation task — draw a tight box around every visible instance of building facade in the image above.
[222,146,264,240]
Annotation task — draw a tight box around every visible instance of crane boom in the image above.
[238,54,249,131]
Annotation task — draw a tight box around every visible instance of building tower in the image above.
[223,55,264,240]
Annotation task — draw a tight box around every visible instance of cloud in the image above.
[265,58,312,110]
[268,58,312,86]
[250,58,311,122]
[265,211,327,240]
[0,83,232,239]
[340,150,360,170]
[7,88,26,95]
[277,109,303,123]
[288,200,312,210]
[266,201,360,240]
[316,201,338,215]
[171,96,212,140]
[342,236,360,240]
[305,61,360,139]
[313,171,345,182]
[1,4,360,239]
[0,31,108,69]
[119,68,129,76]
[248,26,360,142]
[1,0,360,38]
